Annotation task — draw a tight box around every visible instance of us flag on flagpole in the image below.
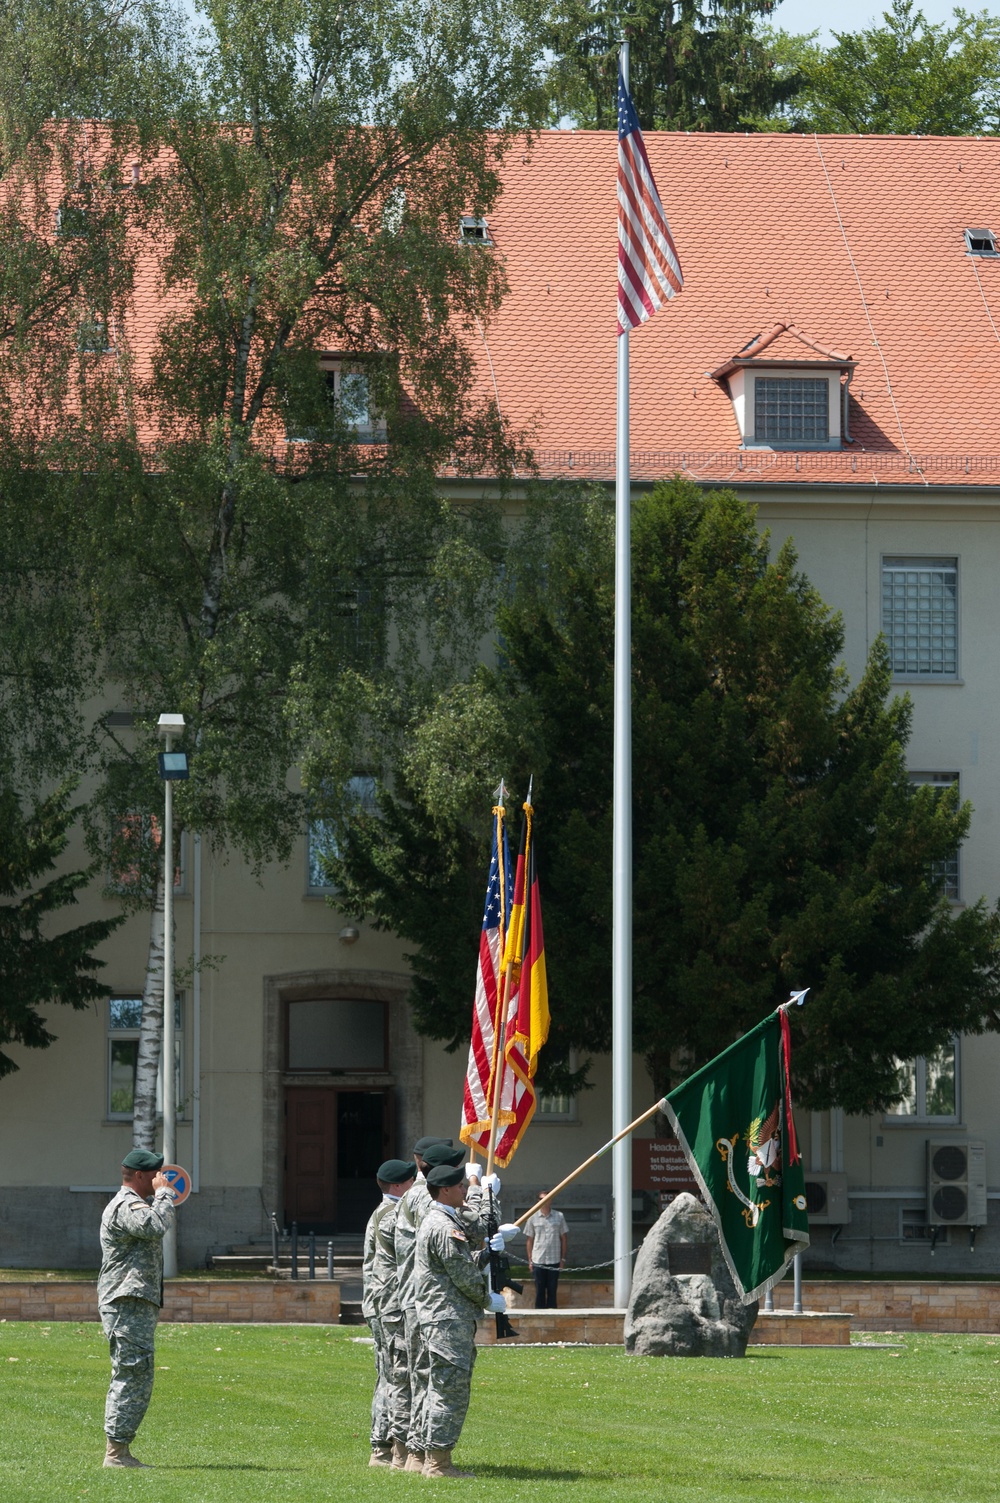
[460,809,514,1153]
[617,66,683,335]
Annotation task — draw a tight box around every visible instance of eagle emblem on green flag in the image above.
[663,1003,810,1303]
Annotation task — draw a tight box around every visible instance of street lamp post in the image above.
[157,713,188,1279]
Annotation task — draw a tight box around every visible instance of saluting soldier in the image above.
[362,1160,413,1466]
[395,1140,498,1472]
[97,1149,176,1468]
[414,1162,507,1479]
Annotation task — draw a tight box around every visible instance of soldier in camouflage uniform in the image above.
[361,1159,415,1468]
[97,1149,176,1468]
[414,1162,507,1480]
[394,1140,497,1473]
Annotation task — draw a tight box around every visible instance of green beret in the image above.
[427,1163,466,1188]
[122,1149,164,1171]
[423,1143,466,1169]
[414,1136,452,1155]
[378,1159,416,1184]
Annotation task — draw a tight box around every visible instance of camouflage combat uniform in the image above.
[97,1185,175,1444]
[413,1200,489,1453]
[362,1198,393,1452]
[395,1177,493,1454]
[370,1197,410,1443]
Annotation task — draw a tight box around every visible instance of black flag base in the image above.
[495,1311,519,1339]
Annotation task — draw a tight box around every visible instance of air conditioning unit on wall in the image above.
[802,1172,850,1225]
[926,1139,987,1227]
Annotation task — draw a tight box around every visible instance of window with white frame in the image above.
[536,1051,579,1120]
[754,376,829,444]
[108,995,183,1120]
[306,774,378,894]
[885,1038,959,1122]
[909,772,960,899]
[286,364,385,444]
[882,557,958,677]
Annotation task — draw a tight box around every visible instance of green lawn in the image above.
[1,1323,998,1501]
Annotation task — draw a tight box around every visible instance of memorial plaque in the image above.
[665,1242,712,1276]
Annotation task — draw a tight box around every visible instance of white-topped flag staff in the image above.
[612,46,682,1307]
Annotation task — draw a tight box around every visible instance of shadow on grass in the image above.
[155,1464,303,1472]
[473,1465,606,1481]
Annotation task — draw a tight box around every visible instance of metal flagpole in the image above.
[612,36,633,1311]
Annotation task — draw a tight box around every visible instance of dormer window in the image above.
[754,377,829,444]
[286,358,386,444]
[459,216,491,246]
[965,228,997,257]
[711,322,854,451]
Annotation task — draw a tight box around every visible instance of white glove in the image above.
[488,1232,506,1252]
[465,1162,482,1181]
[498,1222,521,1240]
[481,1172,501,1196]
[486,1290,507,1314]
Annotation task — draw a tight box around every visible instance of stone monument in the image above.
[624,1191,758,1357]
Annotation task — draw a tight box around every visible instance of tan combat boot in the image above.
[390,1439,408,1470]
[404,1449,426,1473]
[422,1448,475,1480]
[369,1443,394,1468]
[103,1439,149,1468]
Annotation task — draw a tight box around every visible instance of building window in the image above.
[536,1050,580,1121]
[286,364,384,444]
[882,557,958,677]
[108,995,183,1120]
[77,313,112,354]
[306,774,377,894]
[909,773,960,899]
[108,815,185,897]
[754,377,829,444]
[285,997,387,1071]
[886,1039,959,1122]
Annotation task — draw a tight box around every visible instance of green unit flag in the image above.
[663,1007,810,1304]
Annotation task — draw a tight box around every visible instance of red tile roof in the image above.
[476,131,1000,486]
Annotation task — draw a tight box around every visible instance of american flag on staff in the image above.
[460,808,514,1153]
[617,66,683,335]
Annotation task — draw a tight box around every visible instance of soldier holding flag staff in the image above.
[414,1162,507,1479]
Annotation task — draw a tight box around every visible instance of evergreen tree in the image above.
[0,782,123,1079]
[327,478,1000,1115]
[546,0,802,131]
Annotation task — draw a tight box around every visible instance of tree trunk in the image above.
[132,860,165,1151]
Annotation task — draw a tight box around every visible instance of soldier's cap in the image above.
[413,1136,452,1155]
[426,1163,466,1188]
[378,1158,416,1184]
[422,1143,466,1170]
[122,1149,164,1172]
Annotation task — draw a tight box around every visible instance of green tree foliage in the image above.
[761,2,1000,135]
[0,782,122,1079]
[0,0,547,1133]
[327,478,1000,1114]
[545,0,802,130]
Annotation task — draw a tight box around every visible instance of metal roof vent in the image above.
[965,227,997,256]
[459,216,491,246]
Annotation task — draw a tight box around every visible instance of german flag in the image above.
[494,800,549,1166]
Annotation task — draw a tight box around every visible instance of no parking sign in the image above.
[161,1164,192,1205]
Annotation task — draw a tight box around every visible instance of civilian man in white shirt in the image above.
[525,1194,568,1308]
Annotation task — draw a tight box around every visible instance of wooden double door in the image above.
[284,1086,393,1234]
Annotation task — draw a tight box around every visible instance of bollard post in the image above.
[327,1240,334,1281]
[291,1221,299,1280]
[270,1213,279,1276]
[764,1287,774,1312]
[792,1251,803,1314]
[309,1230,316,1280]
